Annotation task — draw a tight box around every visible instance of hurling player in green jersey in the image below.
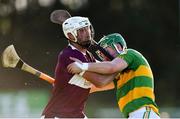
[67,33,160,118]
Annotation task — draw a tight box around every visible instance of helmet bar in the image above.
[62,16,91,42]
[98,33,127,55]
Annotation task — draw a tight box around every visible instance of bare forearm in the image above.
[90,82,115,93]
[82,71,117,88]
[87,62,115,74]
[85,58,127,74]
[67,57,128,75]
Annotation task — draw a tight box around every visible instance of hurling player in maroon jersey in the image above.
[41,14,116,118]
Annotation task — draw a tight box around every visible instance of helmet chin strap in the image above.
[113,43,127,55]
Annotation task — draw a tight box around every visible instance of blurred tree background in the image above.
[0,0,179,118]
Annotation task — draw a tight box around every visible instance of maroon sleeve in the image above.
[54,47,87,89]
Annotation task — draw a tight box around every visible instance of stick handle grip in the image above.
[19,60,55,84]
[39,72,55,84]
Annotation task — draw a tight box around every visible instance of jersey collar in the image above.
[68,44,86,55]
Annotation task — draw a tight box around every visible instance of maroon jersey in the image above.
[42,45,95,118]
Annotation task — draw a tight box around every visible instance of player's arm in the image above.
[68,57,128,74]
[90,82,115,93]
[82,71,117,88]
[87,57,127,74]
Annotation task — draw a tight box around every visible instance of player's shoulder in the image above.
[59,46,79,56]
[127,48,148,64]
[58,46,85,61]
[127,48,143,57]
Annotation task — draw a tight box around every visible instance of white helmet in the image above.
[62,16,91,42]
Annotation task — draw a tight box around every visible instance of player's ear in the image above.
[67,33,76,42]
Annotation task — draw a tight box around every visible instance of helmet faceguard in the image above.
[98,33,127,55]
[62,16,91,42]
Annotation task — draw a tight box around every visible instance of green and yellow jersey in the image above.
[114,49,159,117]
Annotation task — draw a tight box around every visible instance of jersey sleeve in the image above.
[58,50,86,69]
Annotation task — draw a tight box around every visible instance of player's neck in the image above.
[71,42,87,53]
